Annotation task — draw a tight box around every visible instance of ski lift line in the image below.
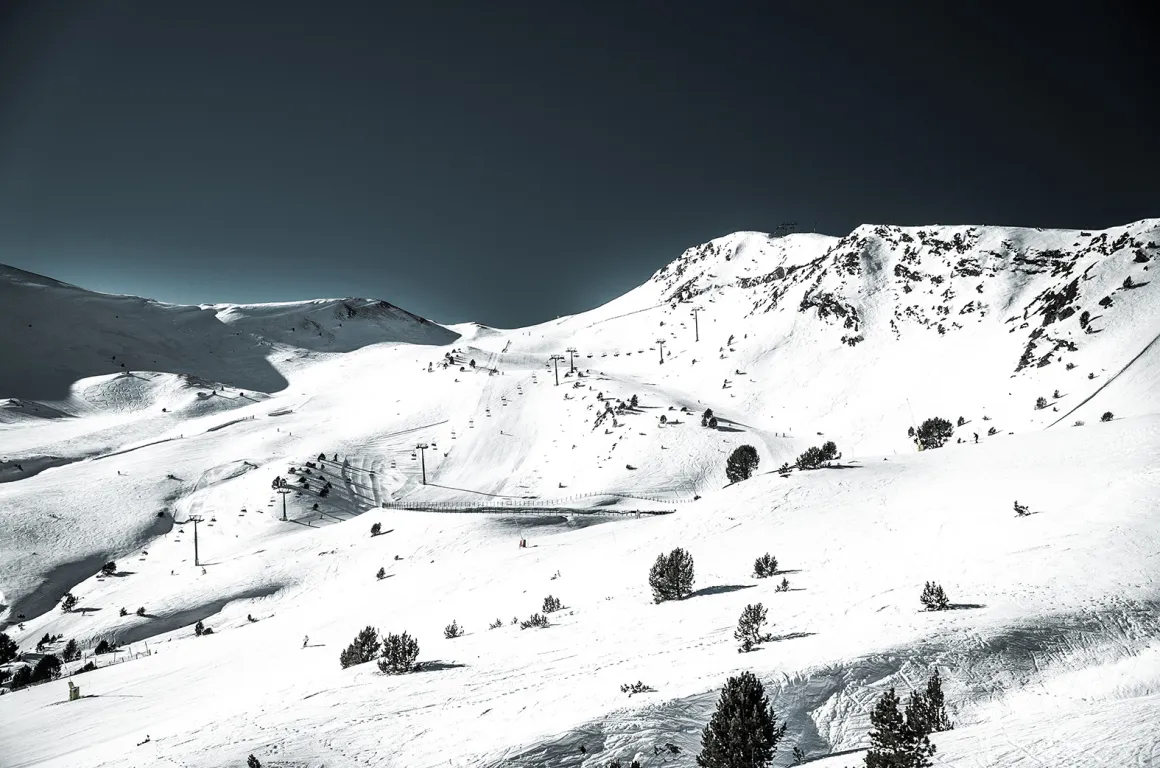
[585,302,669,328]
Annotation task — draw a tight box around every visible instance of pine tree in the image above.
[753,553,778,578]
[378,631,419,674]
[376,567,386,580]
[648,548,695,603]
[62,638,79,662]
[919,582,949,611]
[725,445,760,483]
[248,755,262,768]
[915,418,953,450]
[864,687,935,768]
[101,561,117,576]
[60,592,77,612]
[734,603,770,652]
[194,620,205,637]
[339,626,382,668]
[0,631,17,664]
[696,671,786,767]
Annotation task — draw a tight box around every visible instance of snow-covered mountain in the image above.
[1,219,1158,767]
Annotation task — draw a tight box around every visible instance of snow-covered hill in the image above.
[1,219,1158,767]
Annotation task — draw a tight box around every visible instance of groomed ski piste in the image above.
[1,219,1159,767]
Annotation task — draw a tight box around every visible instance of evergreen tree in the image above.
[339,626,382,668]
[820,441,838,461]
[915,418,953,450]
[101,561,117,576]
[0,631,18,663]
[248,755,262,768]
[194,621,205,637]
[376,567,386,580]
[60,592,77,612]
[908,670,953,734]
[648,548,696,603]
[10,665,32,689]
[30,654,62,683]
[734,603,770,652]
[725,445,760,482]
[696,671,786,767]
[919,582,949,611]
[370,522,382,536]
[864,687,935,768]
[630,394,639,408]
[753,553,778,578]
[378,631,419,674]
[62,638,80,662]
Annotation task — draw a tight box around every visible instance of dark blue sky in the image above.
[1,2,1156,327]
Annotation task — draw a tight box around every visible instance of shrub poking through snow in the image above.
[339,626,381,668]
[865,687,936,768]
[777,462,791,475]
[120,607,128,616]
[194,621,205,637]
[648,548,695,603]
[378,631,419,674]
[95,639,113,654]
[520,613,550,629]
[956,416,965,427]
[725,444,760,483]
[1035,396,1047,410]
[60,593,77,612]
[987,426,998,436]
[697,671,786,768]
[753,553,778,578]
[488,618,503,630]
[376,567,386,580]
[735,603,771,652]
[101,561,117,576]
[793,746,806,765]
[621,680,655,695]
[370,522,381,537]
[444,620,463,639]
[1101,411,1114,422]
[542,595,562,613]
[1074,420,1085,427]
[920,582,949,611]
[915,418,953,450]
[248,755,262,768]
[776,577,790,593]
[136,606,146,617]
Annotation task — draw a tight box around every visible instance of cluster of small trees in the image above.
[910,418,953,450]
[339,626,419,674]
[194,620,214,636]
[795,440,838,470]
[701,409,718,429]
[864,672,953,767]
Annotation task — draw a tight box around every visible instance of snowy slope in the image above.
[1,219,1159,767]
